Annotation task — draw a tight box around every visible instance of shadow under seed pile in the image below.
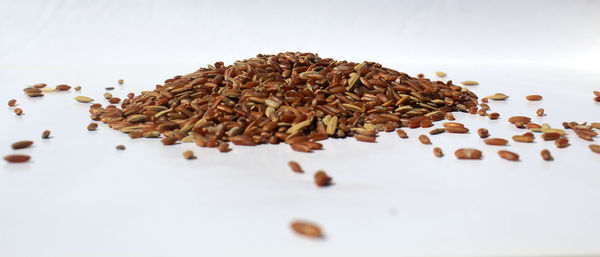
[88,52,479,151]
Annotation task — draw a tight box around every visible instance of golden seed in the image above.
[435,71,447,77]
[461,80,479,85]
[75,96,94,103]
[118,79,124,85]
[183,150,195,160]
[104,92,113,99]
[487,93,509,100]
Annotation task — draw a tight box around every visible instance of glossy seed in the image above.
[512,134,535,143]
[14,108,23,115]
[541,149,553,160]
[288,161,304,173]
[55,84,71,91]
[477,128,489,138]
[429,128,445,135]
[541,132,561,141]
[498,150,519,161]
[536,108,544,117]
[555,138,569,148]
[3,154,31,163]
[8,99,16,106]
[488,112,499,119]
[291,221,323,238]
[445,127,469,133]
[483,138,508,146]
[455,148,482,159]
[433,147,443,157]
[526,95,543,101]
[418,134,431,144]
[396,129,408,139]
[11,140,33,149]
[42,130,51,139]
[314,170,332,186]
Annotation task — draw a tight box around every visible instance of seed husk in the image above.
[498,150,519,161]
[541,132,561,141]
[418,134,431,144]
[536,108,544,117]
[483,138,508,146]
[435,71,447,77]
[590,144,600,154]
[8,99,16,106]
[477,128,489,138]
[555,138,569,148]
[396,129,408,139]
[541,149,553,160]
[42,130,51,139]
[291,221,322,238]
[87,123,98,131]
[183,150,195,159]
[487,93,509,100]
[118,79,124,85]
[116,145,126,150]
[11,140,33,149]
[75,96,94,103]
[429,128,445,135]
[433,147,443,157]
[288,161,303,173]
[314,170,332,187]
[461,80,479,85]
[455,148,482,159]
[526,95,543,101]
[14,108,23,115]
[488,112,499,120]
[3,154,31,163]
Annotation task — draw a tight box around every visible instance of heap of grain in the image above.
[88,52,479,152]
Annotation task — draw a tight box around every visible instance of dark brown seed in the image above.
[118,79,124,85]
[498,150,519,161]
[105,87,115,90]
[314,170,332,187]
[536,108,544,117]
[477,128,489,138]
[455,148,482,159]
[55,84,71,91]
[161,136,178,145]
[42,130,51,139]
[396,129,408,139]
[541,149,552,160]
[445,127,469,133]
[595,96,600,102]
[183,150,195,159]
[291,221,322,238]
[288,161,303,173]
[590,144,600,154]
[541,132,561,141]
[429,128,445,135]
[87,123,98,131]
[488,112,499,120]
[8,99,16,106]
[355,134,376,143]
[526,95,543,101]
[11,140,33,149]
[3,154,31,163]
[418,134,431,144]
[555,138,569,148]
[433,147,443,157]
[483,138,508,146]
[14,108,23,115]
[116,145,126,150]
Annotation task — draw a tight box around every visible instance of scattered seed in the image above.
[116,145,126,150]
[14,108,23,115]
[27,92,44,97]
[396,129,408,139]
[104,92,113,99]
[433,147,443,157]
[55,84,71,91]
[480,103,490,110]
[8,99,16,106]
[508,116,531,124]
[555,138,569,148]
[541,132,561,141]
[74,96,94,103]
[445,112,455,120]
[488,112,500,120]
[3,154,31,163]
[420,119,433,128]
[461,80,479,85]
[590,144,600,154]
[118,79,124,85]
[468,107,478,114]
[541,149,553,160]
[314,170,332,187]
[487,93,509,100]
[42,130,51,139]
[429,128,445,135]
[355,134,376,143]
[455,148,482,159]
[435,71,447,77]
[477,128,489,138]
[74,86,81,91]
[483,138,508,146]
[498,150,519,161]
[418,134,431,144]
[217,142,231,152]
[108,97,121,104]
[445,127,469,133]
[288,161,303,173]
[481,97,488,103]
[443,122,465,128]
[291,221,322,238]
[105,87,115,91]
[536,108,544,117]
[87,123,98,131]
[183,150,195,159]
[11,140,33,149]
[161,136,178,145]
[526,95,543,101]
[512,134,535,143]
[477,108,487,116]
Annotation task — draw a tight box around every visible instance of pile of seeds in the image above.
[88,52,479,152]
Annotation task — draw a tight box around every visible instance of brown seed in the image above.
[481,97,488,103]
[288,161,304,173]
[291,221,322,238]
[74,86,81,91]
[455,148,482,159]
[483,138,508,146]
[418,134,431,144]
[87,122,98,131]
[541,132,561,141]
[488,112,500,120]
[32,83,47,88]
[8,99,16,106]
[461,80,479,85]
[105,87,115,91]
[103,92,113,99]
[290,143,311,152]
[55,84,71,91]
[526,95,543,101]
[3,154,31,163]
[108,97,121,104]
[443,122,465,128]
[14,108,23,115]
[590,144,600,154]
[26,92,44,97]
[477,128,489,138]
[487,93,509,100]
[429,128,445,135]
[396,129,408,139]
[536,108,544,117]
[217,142,231,152]
[480,103,490,110]
[355,134,376,143]
[433,147,443,157]
[445,127,469,133]
[183,150,195,159]
[508,116,531,124]
[555,138,569,148]
[541,149,553,160]
[118,79,124,85]
[314,170,332,187]
[477,108,487,116]
[75,96,94,103]
[126,114,147,123]
[594,96,600,102]
[445,112,455,120]
[11,140,33,149]
[116,145,126,150]
[527,123,542,129]
[420,119,433,128]
[41,130,51,139]
[498,150,519,161]
[161,136,178,145]
[129,131,143,139]
[468,107,478,114]
[512,134,535,143]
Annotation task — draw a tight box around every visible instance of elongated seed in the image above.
[555,138,569,148]
[541,132,561,141]
[435,71,447,77]
[396,129,408,139]
[590,144,600,154]
[433,147,443,157]
[526,95,543,101]
[445,127,469,133]
[4,154,31,163]
[56,84,71,91]
[508,116,531,124]
[105,87,115,91]
[288,161,303,173]
[8,99,16,106]
[11,140,33,149]
[418,134,431,144]
[42,130,51,139]
[488,112,499,119]
[74,86,81,91]
[483,138,508,146]
[487,93,509,100]
[75,96,94,103]
[461,80,479,85]
[541,149,552,160]
[512,134,534,143]
[116,145,126,150]
[355,134,376,143]
[429,128,445,135]
[314,170,332,187]
[161,137,178,145]
[291,221,323,238]
[498,150,519,161]
[455,148,482,159]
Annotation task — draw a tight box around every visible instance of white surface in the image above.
[1,1,600,256]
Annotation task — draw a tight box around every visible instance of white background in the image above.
[1,0,600,256]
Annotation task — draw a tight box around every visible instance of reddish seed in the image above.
[555,138,569,148]
[455,148,482,160]
[526,95,543,101]
[396,129,408,139]
[418,134,431,144]
[488,112,500,120]
[11,140,34,149]
[291,221,323,238]
[14,108,23,115]
[355,134,376,143]
[8,99,16,106]
[3,154,31,163]
[433,147,443,157]
[314,170,332,187]
[541,149,553,161]
[498,150,519,161]
[477,128,489,138]
[483,138,508,146]
[42,130,51,139]
[288,161,303,173]
[55,84,71,91]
